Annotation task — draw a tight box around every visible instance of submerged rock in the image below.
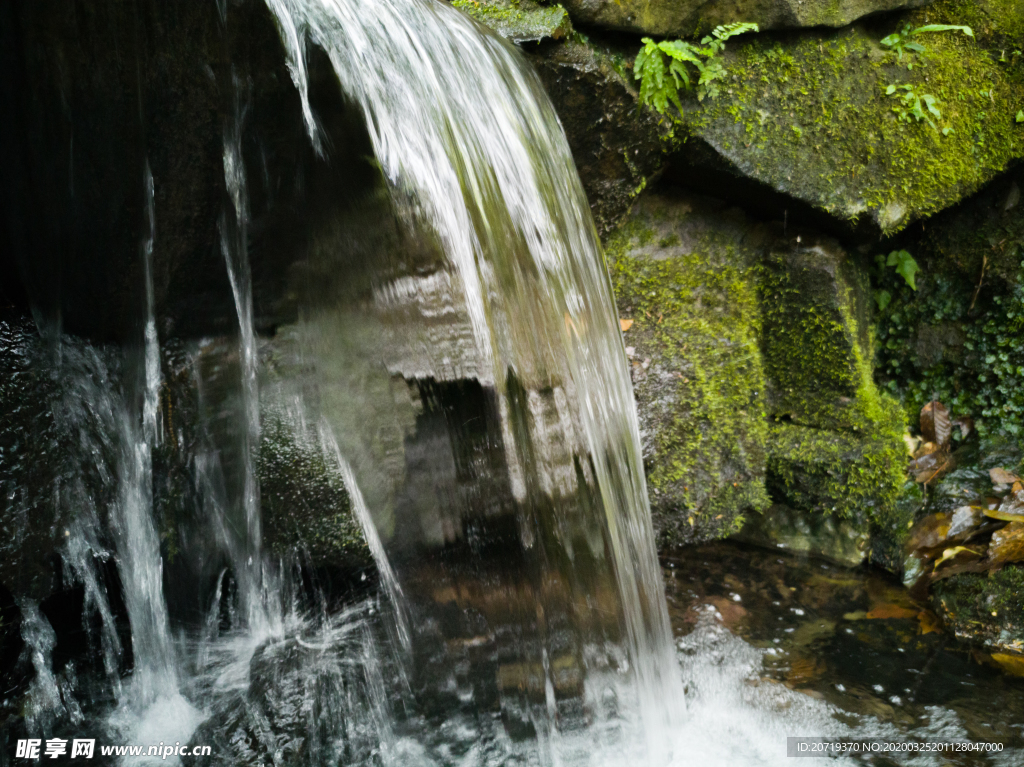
[559,0,930,35]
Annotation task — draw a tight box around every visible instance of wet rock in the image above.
[604,191,770,544]
[932,564,1024,655]
[0,0,383,342]
[525,40,664,234]
[258,402,371,571]
[559,0,930,36]
[734,504,869,566]
[451,0,572,43]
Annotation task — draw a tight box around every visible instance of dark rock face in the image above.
[525,40,664,235]
[0,0,382,342]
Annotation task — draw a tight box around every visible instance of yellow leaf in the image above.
[991,653,1024,677]
[619,318,634,332]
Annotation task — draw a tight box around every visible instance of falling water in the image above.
[264,0,684,760]
[218,80,272,635]
[105,161,200,750]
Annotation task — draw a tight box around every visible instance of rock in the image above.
[669,12,1024,238]
[0,0,383,341]
[258,404,371,571]
[604,191,771,544]
[451,0,572,43]
[758,231,907,553]
[734,503,869,566]
[988,522,1024,567]
[560,0,930,36]
[932,564,1024,656]
[525,39,665,234]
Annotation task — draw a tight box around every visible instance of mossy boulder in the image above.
[451,0,572,43]
[560,0,930,36]
[757,232,909,557]
[605,191,771,544]
[670,3,1024,237]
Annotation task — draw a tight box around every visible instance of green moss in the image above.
[452,0,571,40]
[933,565,1024,648]
[605,212,770,537]
[679,6,1024,232]
[757,241,909,532]
[259,412,370,568]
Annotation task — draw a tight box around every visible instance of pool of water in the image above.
[663,541,1024,766]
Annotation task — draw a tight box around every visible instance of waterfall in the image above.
[264,0,685,760]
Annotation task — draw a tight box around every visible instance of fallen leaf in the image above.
[619,318,634,332]
[913,441,940,459]
[932,546,982,571]
[991,653,1024,677]
[865,604,920,620]
[990,467,1020,485]
[906,512,952,552]
[917,610,942,635]
[921,400,952,448]
[988,522,1024,567]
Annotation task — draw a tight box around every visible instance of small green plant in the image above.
[634,23,758,114]
[880,24,974,69]
[874,249,920,310]
[1017,110,1024,123]
[885,83,943,130]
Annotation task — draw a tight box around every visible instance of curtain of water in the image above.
[263,0,684,760]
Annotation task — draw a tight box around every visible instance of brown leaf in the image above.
[990,467,1020,485]
[921,400,952,448]
[988,522,1024,567]
[913,441,940,459]
[619,318,634,332]
[909,450,954,485]
[906,512,952,552]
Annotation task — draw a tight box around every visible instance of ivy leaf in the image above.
[874,290,892,311]
[886,249,920,290]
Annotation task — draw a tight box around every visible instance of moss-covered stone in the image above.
[560,0,930,36]
[672,5,1024,236]
[757,232,909,554]
[258,406,371,570]
[451,0,572,43]
[605,192,771,544]
[932,565,1024,654]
